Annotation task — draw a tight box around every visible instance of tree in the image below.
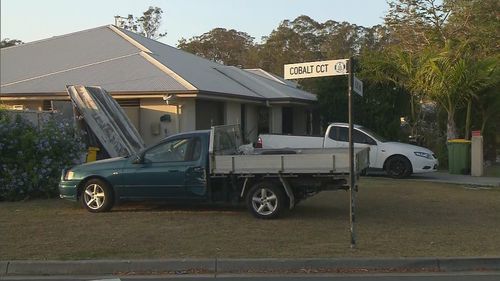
[384,0,451,52]
[360,48,430,140]
[381,0,500,144]
[444,0,500,58]
[178,28,256,66]
[1,38,23,48]
[415,43,498,139]
[258,16,374,77]
[117,6,167,39]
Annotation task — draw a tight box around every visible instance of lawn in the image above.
[485,164,500,177]
[0,178,499,260]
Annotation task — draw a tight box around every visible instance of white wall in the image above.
[3,100,43,111]
[180,98,196,132]
[139,98,179,146]
[122,107,140,133]
[270,105,282,134]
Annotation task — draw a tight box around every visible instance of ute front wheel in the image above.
[81,179,114,213]
[386,156,412,179]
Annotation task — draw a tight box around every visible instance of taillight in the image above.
[256,137,263,148]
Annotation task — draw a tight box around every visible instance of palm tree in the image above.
[360,49,430,139]
[415,43,498,139]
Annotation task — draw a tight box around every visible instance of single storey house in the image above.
[0,25,317,145]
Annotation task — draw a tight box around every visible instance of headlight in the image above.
[414,151,432,159]
[64,170,75,180]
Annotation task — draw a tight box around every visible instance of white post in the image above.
[471,135,484,176]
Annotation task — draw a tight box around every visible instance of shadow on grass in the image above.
[109,199,347,220]
[111,201,247,214]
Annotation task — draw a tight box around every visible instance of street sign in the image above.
[353,75,363,96]
[284,59,348,80]
[283,57,359,249]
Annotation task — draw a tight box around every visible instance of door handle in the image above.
[192,167,204,172]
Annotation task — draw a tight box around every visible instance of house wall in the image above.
[225,101,241,126]
[139,98,179,146]
[270,105,282,134]
[122,107,140,133]
[1,100,43,111]
[180,98,196,132]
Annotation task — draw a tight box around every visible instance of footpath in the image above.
[1,257,500,276]
[408,171,500,187]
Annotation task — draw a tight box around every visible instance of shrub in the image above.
[0,111,86,201]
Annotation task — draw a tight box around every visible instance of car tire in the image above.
[81,179,114,213]
[246,181,287,219]
[386,155,412,179]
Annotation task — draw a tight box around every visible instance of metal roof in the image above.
[1,25,316,103]
[1,53,188,94]
[1,26,139,85]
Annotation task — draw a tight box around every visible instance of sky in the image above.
[1,0,389,47]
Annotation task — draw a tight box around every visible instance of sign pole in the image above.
[284,58,362,249]
[348,57,356,249]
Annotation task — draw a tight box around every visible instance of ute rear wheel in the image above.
[386,155,412,179]
[246,181,287,219]
[81,179,114,212]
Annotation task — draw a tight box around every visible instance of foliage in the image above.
[117,6,167,39]
[384,0,451,51]
[415,43,499,139]
[0,111,86,201]
[445,0,500,58]
[1,38,23,48]
[258,16,385,76]
[360,49,431,140]
[178,28,257,66]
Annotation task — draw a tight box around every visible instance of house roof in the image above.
[1,25,316,103]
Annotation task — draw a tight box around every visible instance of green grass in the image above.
[485,164,500,177]
[1,178,499,260]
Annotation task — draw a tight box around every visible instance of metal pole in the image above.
[348,57,356,249]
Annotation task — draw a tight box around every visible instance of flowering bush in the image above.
[0,110,86,201]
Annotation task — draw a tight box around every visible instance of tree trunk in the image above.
[446,110,458,140]
[465,100,472,140]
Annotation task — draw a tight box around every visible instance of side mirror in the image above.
[132,155,143,164]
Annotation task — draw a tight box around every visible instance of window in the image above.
[144,138,191,163]
[282,107,293,134]
[328,126,376,145]
[42,100,53,111]
[353,130,376,145]
[328,126,348,142]
[257,107,270,134]
[190,138,202,161]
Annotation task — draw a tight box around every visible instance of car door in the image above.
[325,126,349,148]
[120,137,193,199]
[353,129,378,166]
[325,126,377,167]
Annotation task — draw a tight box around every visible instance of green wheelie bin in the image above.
[447,139,471,175]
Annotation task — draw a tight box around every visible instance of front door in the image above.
[121,137,194,199]
[353,129,378,166]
